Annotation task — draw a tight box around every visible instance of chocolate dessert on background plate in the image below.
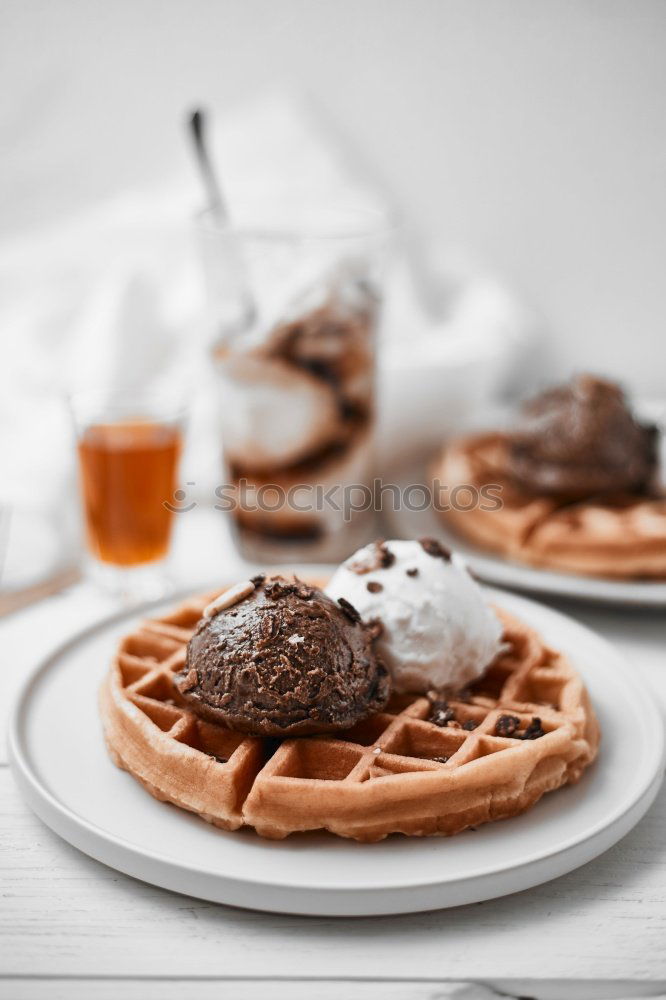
[506,375,658,500]
[433,374,666,579]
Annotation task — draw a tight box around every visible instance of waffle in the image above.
[434,433,666,579]
[100,585,599,841]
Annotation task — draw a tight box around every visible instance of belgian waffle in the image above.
[100,586,599,841]
[434,433,666,579]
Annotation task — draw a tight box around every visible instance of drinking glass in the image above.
[69,389,186,599]
[198,202,392,563]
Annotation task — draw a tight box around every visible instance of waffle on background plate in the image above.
[100,586,599,842]
[434,433,666,579]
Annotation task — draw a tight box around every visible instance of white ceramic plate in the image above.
[8,586,664,917]
[385,472,666,607]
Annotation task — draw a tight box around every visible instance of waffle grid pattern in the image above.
[100,591,599,841]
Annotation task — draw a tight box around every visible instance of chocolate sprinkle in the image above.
[261,614,280,640]
[406,567,419,577]
[419,537,452,560]
[337,597,362,624]
[250,573,266,587]
[348,539,395,574]
[521,717,546,740]
[264,578,313,601]
[367,580,383,593]
[264,579,297,599]
[495,714,520,737]
[462,720,478,731]
[429,700,457,727]
[432,755,449,764]
[379,542,395,568]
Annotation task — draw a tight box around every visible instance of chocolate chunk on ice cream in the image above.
[507,375,658,500]
[176,576,390,737]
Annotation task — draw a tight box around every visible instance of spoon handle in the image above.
[189,108,228,222]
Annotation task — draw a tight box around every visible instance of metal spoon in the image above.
[189,108,228,222]
[187,106,256,333]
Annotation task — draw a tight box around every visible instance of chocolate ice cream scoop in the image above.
[506,375,658,500]
[176,575,390,737]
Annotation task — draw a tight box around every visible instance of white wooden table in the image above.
[2,541,666,1000]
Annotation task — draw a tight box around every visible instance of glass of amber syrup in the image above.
[70,390,186,599]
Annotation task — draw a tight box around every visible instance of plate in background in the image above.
[385,469,666,608]
[8,585,664,916]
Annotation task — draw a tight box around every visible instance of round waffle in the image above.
[434,433,666,579]
[100,584,599,842]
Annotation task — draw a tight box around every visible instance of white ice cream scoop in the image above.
[326,538,503,694]
[220,355,340,472]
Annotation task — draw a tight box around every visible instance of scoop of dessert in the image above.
[176,575,390,737]
[218,355,341,472]
[217,298,375,476]
[506,374,658,500]
[265,301,374,418]
[326,538,503,694]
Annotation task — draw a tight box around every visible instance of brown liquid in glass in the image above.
[77,421,182,566]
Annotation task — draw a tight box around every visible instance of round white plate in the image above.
[8,587,664,916]
[385,470,666,607]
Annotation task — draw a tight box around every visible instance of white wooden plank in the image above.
[1,980,665,1000]
[2,769,665,982]
[0,983,501,1000]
